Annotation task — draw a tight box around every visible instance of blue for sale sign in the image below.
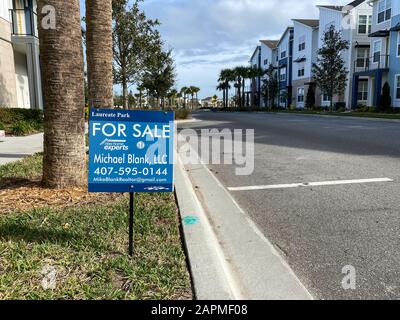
[88,109,174,193]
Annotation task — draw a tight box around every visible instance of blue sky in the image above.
[80,0,344,99]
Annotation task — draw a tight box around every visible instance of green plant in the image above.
[175,108,191,120]
[11,120,33,136]
[381,82,391,111]
[0,122,5,130]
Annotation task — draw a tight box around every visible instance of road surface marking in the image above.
[228,178,394,192]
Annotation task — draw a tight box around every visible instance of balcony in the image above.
[353,55,390,73]
[9,9,38,38]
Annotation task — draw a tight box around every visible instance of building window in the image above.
[264,59,268,65]
[280,92,287,104]
[356,48,369,68]
[279,67,286,81]
[397,32,400,57]
[297,88,305,103]
[280,50,286,59]
[373,40,382,63]
[358,15,372,34]
[298,66,305,77]
[377,0,391,24]
[325,22,335,40]
[357,80,368,101]
[322,94,330,102]
[298,36,306,51]
[396,75,400,100]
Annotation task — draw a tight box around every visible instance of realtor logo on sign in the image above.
[88,109,174,193]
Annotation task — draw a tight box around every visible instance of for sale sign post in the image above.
[88,109,174,193]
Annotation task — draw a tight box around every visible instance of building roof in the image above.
[317,5,344,11]
[277,26,294,47]
[317,0,365,12]
[292,19,319,28]
[260,40,279,49]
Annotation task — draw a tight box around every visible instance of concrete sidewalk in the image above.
[0,133,43,165]
[175,141,312,300]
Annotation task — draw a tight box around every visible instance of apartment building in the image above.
[248,39,278,107]
[291,19,319,109]
[317,0,372,109]
[277,27,294,108]
[352,0,400,109]
[0,0,42,109]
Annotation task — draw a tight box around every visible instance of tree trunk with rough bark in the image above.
[86,0,114,108]
[38,0,86,188]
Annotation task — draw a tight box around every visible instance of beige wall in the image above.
[0,18,17,108]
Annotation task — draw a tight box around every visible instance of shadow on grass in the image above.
[0,220,112,252]
[0,177,41,190]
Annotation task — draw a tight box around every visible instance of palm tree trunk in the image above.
[86,0,114,108]
[38,0,86,188]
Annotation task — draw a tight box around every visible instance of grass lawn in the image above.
[0,155,192,300]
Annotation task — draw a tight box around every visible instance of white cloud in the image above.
[141,0,345,98]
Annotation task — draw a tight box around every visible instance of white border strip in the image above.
[228,178,394,192]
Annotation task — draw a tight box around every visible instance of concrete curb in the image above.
[175,141,313,300]
[175,157,234,300]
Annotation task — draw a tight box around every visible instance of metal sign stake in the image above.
[129,192,135,257]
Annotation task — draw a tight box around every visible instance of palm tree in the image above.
[217,82,230,109]
[38,0,86,188]
[248,66,264,107]
[86,0,114,108]
[219,69,235,108]
[233,66,248,108]
[167,89,178,108]
[184,87,193,109]
[180,86,188,108]
[190,86,200,109]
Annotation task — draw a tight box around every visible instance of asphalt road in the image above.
[178,111,400,300]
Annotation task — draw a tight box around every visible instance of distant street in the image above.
[178,111,400,299]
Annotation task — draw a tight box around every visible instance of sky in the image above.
[81,0,345,99]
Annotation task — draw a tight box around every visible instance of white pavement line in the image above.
[181,141,313,300]
[228,178,394,192]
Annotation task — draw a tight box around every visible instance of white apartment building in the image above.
[0,0,42,109]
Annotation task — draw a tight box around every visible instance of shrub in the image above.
[175,108,191,120]
[0,122,4,130]
[0,108,43,134]
[11,120,33,136]
[381,82,391,112]
[368,107,377,113]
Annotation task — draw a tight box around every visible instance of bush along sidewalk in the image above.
[0,108,44,136]
[212,106,400,119]
[0,154,192,300]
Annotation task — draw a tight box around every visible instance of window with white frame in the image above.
[298,35,306,52]
[325,22,335,40]
[357,80,368,101]
[377,0,391,24]
[322,94,330,102]
[396,75,400,100]
[280,92,287,104]
[297,64,305,77]
[373,40,382,63]
[297,88,305,103]
[279,67,286,81]
[358,15,372,34]
[356,47,369,68]
[280,47,287,59]
[397,32,400,57]
[264,58,268,65]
